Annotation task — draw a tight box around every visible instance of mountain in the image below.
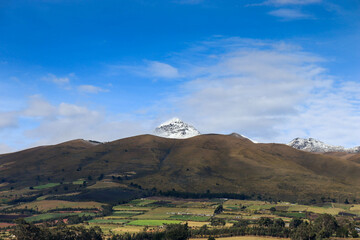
[1,134,360,203]
[154,118,201,139]
[288,137,360,153]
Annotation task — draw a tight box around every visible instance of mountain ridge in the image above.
[1,133,360,203]
[288,137,360,153]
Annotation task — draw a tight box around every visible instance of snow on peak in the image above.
[155,118,201,139]
[158,117,183,127]
[288,137,360,153]
[229,133,258,143]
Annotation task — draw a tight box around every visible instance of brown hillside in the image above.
[1,134,360,202]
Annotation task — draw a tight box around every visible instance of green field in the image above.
[127,219,183,226]
[168,215,209,221]
[33,183,60,189]
[25,212,95,222]
[3,195,360,239]
[128,199,156,206]
[273,211,306,218]
[72,180,85,185]
[14,200,103,212]
[113,205,151,211]
[88,219,128,224]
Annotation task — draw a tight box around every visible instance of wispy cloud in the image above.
[110,61,180,80]
[268,8,312,19]
[43,73,72,88]
[146,61,180,79]
[249,0,321,20]
[43,73,109,94]
[78,85,108,94]
[261,0,321,6]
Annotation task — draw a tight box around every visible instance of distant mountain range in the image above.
[2,117,360,203]
[154,118,258,143]
[2,133,360,203]
[288,137,360,153]
[154,118,358,153]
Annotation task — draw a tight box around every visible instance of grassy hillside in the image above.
[1,134,360,202]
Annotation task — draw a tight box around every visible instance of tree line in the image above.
[10,213,360,240]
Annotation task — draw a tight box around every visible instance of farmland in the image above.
[1,194,360,239]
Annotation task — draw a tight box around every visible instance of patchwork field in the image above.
[2,195,360,238]
[25,212,96,222]
[13,200,103,212]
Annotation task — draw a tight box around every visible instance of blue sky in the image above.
[0,0,360,152]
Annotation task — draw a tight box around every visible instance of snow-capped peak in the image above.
[288,137,360,153]
[154,118,201,139]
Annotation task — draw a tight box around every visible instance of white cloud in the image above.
[268,8,312,19]
[78,85,108,94]
[21,98,147,147]
[146,61,180,79]
[150,38,360,147]
[173,43,325,138]
[279,81,360,147]
[0,94,148,153]
[23,95,57,118]
[0,112,17,128]
[58,103,93,117]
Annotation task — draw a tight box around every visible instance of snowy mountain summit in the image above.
[154,118,201,139]
[288,137,360,153]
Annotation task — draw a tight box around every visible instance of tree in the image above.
[258,217,274,227]
[210,218,226,226]
[12,219,48,240]
[350,229,359,238]
[164,223,190,240]
[98,174,104,181]
[233,219,249,227]
[214,205,223,214]
[290,218,303,229]
[12,219,103,240]
[336,226,349,238]
[291,222,315,240]
[313,214,338,239]
[274,218,285,228]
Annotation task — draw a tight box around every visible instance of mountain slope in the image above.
[1,134,360,202]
